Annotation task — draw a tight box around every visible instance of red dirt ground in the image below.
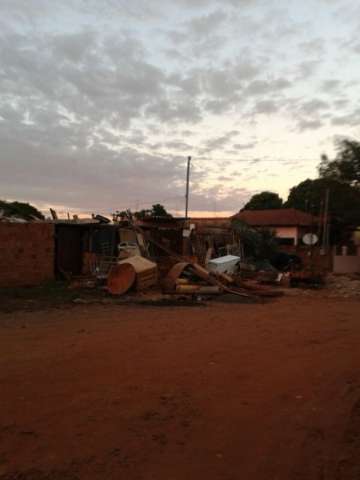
[1,296,360,479]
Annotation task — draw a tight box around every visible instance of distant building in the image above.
[232,208,319,246]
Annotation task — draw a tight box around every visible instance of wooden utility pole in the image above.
[322,188,330,252]
[185,156,191,219]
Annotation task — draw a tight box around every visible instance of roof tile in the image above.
[232,208,318,227]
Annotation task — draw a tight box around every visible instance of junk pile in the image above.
[107,256,158,295]
[162,260,282,299]
[68,215,284,304]
[65,210,334,303]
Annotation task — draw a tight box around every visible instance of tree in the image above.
[114,204,172,221]
[319,138,360,186]
[242,191,283,211]
[285,178,360,242]
[0,200,44,220]
[151,204,170,217]
[232,219,279,261]
[134,204,172,219]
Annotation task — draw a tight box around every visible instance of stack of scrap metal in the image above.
[163,262,222,295]
[163,257,282,299]
[163,260,254,298]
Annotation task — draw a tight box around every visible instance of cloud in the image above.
[163,140,193,151]
[50,30,98,63]
[0,0,359,214]
[297,60,321,79]
[245,78,291,96]
[202,130,239,151]
[297,119,323,131]
[187,9,228,37]
[189,184,254,212]
[0,134,189,212]
[0,31,165,129]
[170,0,254,8]
[145,97,203,124]
[300,99,329,114]
[322,79,341,92]
[331,109,360,126]
[254,100,278,114]
[298,38,326,55]
[233,142,257,150]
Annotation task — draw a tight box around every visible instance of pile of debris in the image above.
[325,274,360,298]
[107,255,158,295]
[69,217,284,304]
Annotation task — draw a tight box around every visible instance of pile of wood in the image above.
[162,260,282,299]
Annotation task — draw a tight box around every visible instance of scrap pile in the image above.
[72,216,284,303]
[107,256,158,295]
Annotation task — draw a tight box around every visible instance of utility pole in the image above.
[185,156,191,220]
[322,188,330,253]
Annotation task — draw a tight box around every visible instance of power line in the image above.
[191,157,319,164]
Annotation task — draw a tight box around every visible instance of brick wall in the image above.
[0,223,55,287]
[333,255,360,274]
[280,245,333,271]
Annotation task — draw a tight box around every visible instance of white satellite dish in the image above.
[302,233,318,246]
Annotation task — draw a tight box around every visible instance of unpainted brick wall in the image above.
[280,245,333,271]
[0,223,55,287]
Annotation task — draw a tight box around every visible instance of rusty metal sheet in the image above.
[107,263,136,295]
[163,262,191,292]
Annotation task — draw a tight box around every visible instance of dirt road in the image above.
[1,296,360,479]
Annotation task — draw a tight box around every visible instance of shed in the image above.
[55,222,118,277]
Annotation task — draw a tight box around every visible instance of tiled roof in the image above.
[232,208,318,227]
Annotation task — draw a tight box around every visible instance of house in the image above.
[232,208,319,246]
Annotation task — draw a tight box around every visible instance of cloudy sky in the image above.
[1,0,359,217]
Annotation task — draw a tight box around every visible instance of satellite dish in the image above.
[302,233,318,246]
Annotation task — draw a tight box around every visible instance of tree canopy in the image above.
[116,204,172,221]
[150,204,170,217]
[242,191,283,211]
[0,200,44,220]
[319,138,360,186]
[134,203,172,219]
[285,178,360,238]
[232,219,279,261]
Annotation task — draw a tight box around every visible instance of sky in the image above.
[1,0,359,218]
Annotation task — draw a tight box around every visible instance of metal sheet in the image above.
[107,263,136,295]
[163,262,191,292]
